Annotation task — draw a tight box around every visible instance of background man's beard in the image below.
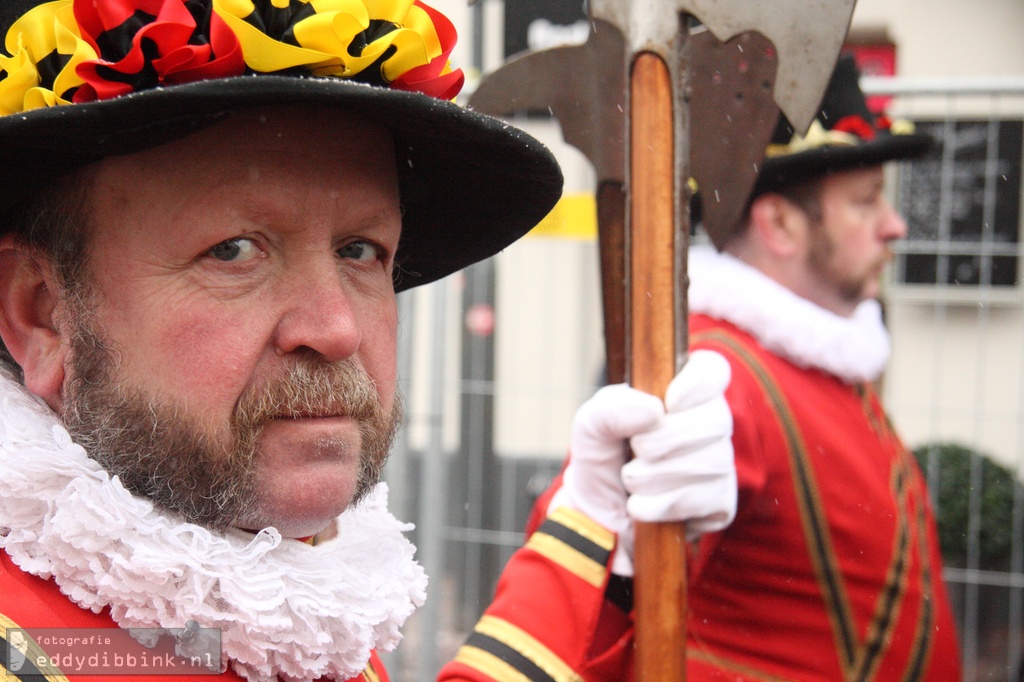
[60,307,402,531]
[807,227,891,305]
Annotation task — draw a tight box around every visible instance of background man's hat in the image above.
[749,53,932,198]
[0,0,564,291]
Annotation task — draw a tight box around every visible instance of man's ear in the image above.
[0,234,67,410]
[747,193,808,259]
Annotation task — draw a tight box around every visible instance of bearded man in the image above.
[0,1,564,680]
[0,1,737,681]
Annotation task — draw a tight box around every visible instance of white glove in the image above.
[623,350,736,537]
[549,382,661,575]
[549,350,736,577]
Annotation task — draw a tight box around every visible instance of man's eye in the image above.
[860,189,884,205]
[209,238,260,262]
[338,241,381,262]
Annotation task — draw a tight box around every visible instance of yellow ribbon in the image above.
[214,0,441,81]
[0,0,95,115]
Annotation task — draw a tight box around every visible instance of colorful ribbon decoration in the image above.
[765,113,918,159]
[0,0,464,116]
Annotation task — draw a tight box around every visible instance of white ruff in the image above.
[689,246,891,383]
[0,370,426,682]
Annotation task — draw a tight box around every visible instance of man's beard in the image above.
[59,294,402,532]
[807,224,891,306]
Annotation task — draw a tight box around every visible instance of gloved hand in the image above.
[548,350,736,576]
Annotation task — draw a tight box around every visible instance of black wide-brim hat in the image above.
[750,53,932,197]
[0,0,563,292]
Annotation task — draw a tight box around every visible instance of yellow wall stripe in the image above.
[527,194,597,240]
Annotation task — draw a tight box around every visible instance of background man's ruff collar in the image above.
[688,245,891,383]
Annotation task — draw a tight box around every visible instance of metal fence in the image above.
[379,76,1024,681]
[877,76,1024,682]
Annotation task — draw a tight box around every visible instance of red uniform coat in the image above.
[683,315,961,680]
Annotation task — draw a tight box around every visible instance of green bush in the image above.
[913,442,1022,570]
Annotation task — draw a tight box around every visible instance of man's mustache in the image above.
[233,360,381,432]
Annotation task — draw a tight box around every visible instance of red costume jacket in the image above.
[439,312,962,682]
[0,552,388,682]
[683,316,961,680]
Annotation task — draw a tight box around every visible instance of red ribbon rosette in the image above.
[832,114,877,142]
[73,0,245,102]
[390,1,463,101]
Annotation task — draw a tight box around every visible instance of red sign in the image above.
[844,44,897,115]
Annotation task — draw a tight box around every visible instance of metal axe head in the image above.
[470,0,857,247]
[468,19,626,185]
[590,0,857,134]
[689,28,780,246]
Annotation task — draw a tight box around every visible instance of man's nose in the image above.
[880,199,908,241]
[272,262,360,361]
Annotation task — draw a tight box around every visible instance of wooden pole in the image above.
[629,51,689,682]
[597,181,627,386]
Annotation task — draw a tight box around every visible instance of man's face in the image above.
[55,107,403,538]
[800,166,907,315]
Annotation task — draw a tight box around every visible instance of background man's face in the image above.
[801,165,907,314]
[59,106,403,537]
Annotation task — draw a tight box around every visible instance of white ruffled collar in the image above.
[688,245,890,383]
[0,370,426,682]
